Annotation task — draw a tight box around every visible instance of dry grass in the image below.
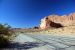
[14,26,75,37]
[37,26,75,36]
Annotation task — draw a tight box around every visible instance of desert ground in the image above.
[1,26,75,50]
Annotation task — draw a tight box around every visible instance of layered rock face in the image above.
[40,13,75,29]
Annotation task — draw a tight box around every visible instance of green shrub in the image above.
[0,35,9,48]
[0,23,11,35]
[0,23,12,48]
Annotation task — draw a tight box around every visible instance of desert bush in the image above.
[33,26,39,29]
[0,23,12,35]
[0,35,9,48]
[0,23,12,48]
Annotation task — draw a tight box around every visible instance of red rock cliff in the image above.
[40,13,75,29]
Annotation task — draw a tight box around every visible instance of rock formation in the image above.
[40,13,75,29]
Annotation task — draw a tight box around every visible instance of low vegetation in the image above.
[0,23,12,48]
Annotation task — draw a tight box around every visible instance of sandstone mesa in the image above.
[40,13,75,29]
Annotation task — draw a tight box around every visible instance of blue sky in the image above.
[0,0,75,28]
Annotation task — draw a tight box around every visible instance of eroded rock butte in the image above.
[40,13,75,29]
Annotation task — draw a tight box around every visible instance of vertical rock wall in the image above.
[40,13,75,29]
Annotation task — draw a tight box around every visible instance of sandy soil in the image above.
[29,26,75,37]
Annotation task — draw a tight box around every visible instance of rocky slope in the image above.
[40,13,75,29]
